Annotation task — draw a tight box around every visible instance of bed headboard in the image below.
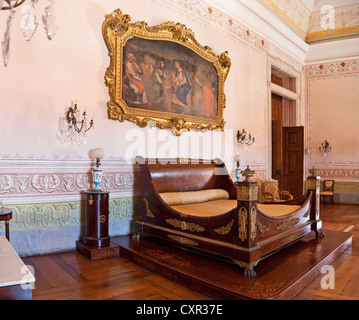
[136,156,236,196]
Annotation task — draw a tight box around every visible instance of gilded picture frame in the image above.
[102,9,231,135]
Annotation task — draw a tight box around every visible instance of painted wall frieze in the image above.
[306,59,359,77]
[0,172,140,196]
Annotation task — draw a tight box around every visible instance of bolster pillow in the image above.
[159,189,230,206]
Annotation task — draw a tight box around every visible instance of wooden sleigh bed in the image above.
[133,156,324,276]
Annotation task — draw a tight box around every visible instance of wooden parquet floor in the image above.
[22,203,359,300]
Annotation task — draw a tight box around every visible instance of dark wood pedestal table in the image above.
[76,191,119,260]
[0,208,12,241]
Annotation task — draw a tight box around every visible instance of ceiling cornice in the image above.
[206,0,309,62]
[205,0,359,64]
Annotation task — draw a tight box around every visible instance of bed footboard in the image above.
[233,176,323,275]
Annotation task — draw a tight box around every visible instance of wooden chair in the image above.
[320,180,334,204]
[258,179,293,203]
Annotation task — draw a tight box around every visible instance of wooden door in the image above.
[282,126,304,198]
[271,93,283,187]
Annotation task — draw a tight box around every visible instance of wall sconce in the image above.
[90,148,104,192]
[57,100,94,145]
[234,154,241,183]
[237,129,255,145]
[319,140,332,157]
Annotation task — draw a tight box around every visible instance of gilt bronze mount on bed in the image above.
[102,9,231,135]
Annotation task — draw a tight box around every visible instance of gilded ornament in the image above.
[213,219,234,235]
[166,219,205,232]
[275,218,300,231]
[238,207,248,241]
[143,198,155,218]
[236,185,258,201]
[257,220,270,234]
[306,178,316,190]
[250,207,257,241]
[167,234,198,246]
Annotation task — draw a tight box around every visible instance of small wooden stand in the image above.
[76,191,119,260]
[0,208,12,241]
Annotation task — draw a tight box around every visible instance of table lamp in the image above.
[90,148,104,192]
[234,154,241,182]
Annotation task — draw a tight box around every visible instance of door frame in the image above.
[267,55,304,182]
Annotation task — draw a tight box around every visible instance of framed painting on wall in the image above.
[102,9,231,135]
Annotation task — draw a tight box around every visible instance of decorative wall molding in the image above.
[306,59,359,76]
[305,179,359,194]
[312,168,359,181]
[6,197,139,232]
[160,0,268,53]
[0,171,140,198]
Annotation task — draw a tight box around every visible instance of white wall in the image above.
[0,0,281,169]
[0,0,306,255]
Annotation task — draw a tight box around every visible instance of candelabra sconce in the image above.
[234,154,241,182]
[319,140,332,157]
[90,148,104,192]
[57,100,94,145]
[237,129,255,146]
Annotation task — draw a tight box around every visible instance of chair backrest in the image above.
[323,180,334,192]
[259,179,280,202]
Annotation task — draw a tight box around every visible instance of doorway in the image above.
[271,73,303,198]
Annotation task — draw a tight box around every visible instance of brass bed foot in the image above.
[316,229,325,238]
[244,267,256,278]
[234,260,259,277]
[132,232,141,240]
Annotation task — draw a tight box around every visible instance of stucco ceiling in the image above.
[256,0,359,43]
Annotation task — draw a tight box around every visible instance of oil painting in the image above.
[123,37,218,120]
[103,9,231,135]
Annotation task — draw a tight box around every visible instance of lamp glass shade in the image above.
[91,148,104,160]
[234,154,241,163]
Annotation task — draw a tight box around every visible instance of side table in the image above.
[0,208,12,241]
[76,191,119,260]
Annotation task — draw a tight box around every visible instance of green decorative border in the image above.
[5,197,139,231]
[332,181,359,194]
[304,180,359,194]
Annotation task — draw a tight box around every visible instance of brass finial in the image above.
[242,165,255,182]
[309,166,318,177]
